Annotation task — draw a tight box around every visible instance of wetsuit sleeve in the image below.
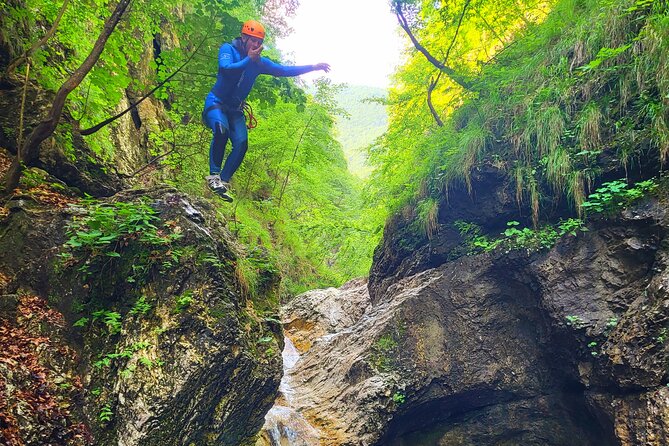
[218,43,250,72]
[260,57,315,77]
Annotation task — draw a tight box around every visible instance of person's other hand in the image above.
[248,45,263,62]
[314,63,331,73]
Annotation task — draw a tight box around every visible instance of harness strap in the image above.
[202,101,258,130]
[242,102,258,130]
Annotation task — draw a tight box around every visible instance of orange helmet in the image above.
[241,20,265,39]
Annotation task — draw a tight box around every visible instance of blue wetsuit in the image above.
[204,38,317,182]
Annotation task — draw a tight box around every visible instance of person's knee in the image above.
[233,139,248,153]
[214,122,228,137]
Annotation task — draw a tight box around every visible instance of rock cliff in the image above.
[0,183,283,445]
[273,189,669,445]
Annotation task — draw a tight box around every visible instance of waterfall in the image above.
[258,337,321,446]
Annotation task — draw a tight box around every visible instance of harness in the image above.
[203,100,258,130]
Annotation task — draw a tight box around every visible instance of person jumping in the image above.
[203,20,330,201]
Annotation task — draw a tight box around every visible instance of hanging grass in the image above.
[416,197,439,240]
[545,146,572,191]
[536,105,565,157]
[460,121,491,192]
[578,102,603,150]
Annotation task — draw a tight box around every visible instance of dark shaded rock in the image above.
[368,151,663,305]
[0,186,283,446]
[368,165,525,304]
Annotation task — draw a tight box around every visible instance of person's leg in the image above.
[209,122,229,175]
[220,111,249,183]
[203,95,230,175]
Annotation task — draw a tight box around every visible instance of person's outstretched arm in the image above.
[218,43,251,73]
[261,58,331,77]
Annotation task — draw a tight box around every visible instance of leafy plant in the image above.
[138,357,154,368]
[92,310,122,335]
[392,392,406,404]
[98,404,113,423]
[93,342,151,369]
[129,296,151,316]
[201,253,226,268]
[453,220,499,253]
[174,291,194,313]
[566,315,585,328]
[581,179,657,214]
[73,317,89,328]
[605,317,618,331]
[370,334,399,372]
[61,198,183,279]
[578,44,632,72]
[558,218,588,236]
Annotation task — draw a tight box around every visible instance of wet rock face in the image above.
[281,197,669,445]
[368,165,522,304]
[283,278,371,353]
[0,186,282,446]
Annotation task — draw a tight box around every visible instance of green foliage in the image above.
[98,404,113,423]
[566,315,585,328]
[502,221,559,251]
[256,336,274,344]
[581,178,657,214]
[129,296,151,317]
[454,218,587,255]
[370,334,399,372]
[371,0,668,234]
[174,290,194,313]
[92,310,122,335]
[64,199,179,253]
[392,392,406,404]
[18,168,47,188]
[93,341,151,369]
[60,198,183,286]
[605,317,618,330]
[578,44,633,72]
[73,317,89,328]
[453,220,499,253]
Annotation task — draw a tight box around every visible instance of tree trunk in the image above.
[3,0,133,194]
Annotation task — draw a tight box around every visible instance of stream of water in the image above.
[260,337,321,446]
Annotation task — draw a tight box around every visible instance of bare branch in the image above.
[425,0,470,127]
[427,75,444,127]
[6,0,71,76]
[394,1,473,91]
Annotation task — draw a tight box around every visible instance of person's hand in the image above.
[248,44,263,62]
[314,63,331,73]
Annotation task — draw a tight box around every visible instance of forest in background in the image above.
[334,85,387,178]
